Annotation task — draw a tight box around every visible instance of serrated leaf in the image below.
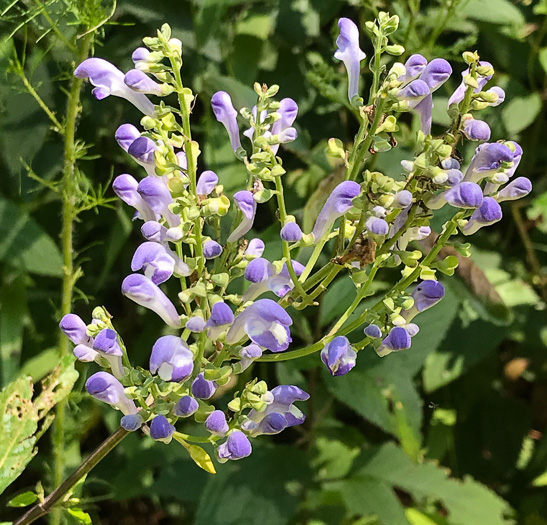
[0,197,63,277]
[502,93,542,135]
[345,443,511,525]
[0,357,78,494]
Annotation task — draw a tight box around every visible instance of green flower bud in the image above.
[385,44,405,56]
[462,51,478,65]
[327,138,346,159]
[463,74,479,89]
[211,273,230,288]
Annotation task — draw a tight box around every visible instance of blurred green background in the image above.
[1,0,547,523]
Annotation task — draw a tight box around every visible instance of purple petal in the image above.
[211,91,241,151]
[334,18,366,102]
[93,328,122,356]
[174,396,199,417]
[149,335,193,382]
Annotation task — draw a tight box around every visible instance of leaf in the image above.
[502,93,542,135]
[460,0,525,27]
[0,357,78,494]
[0,274,27,387]
[195,445,311,525]
[173,435,216,474]
[0,196,63,277]
[342,443,512,525]
[67,507,92,524]
[7,490,38,507]
[539,48,547,75]
[527,190,547,233]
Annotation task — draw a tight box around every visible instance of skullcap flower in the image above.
[402,280,445,322]
[245,238,265,258]
[365,216,389,236]
[321,336,357,376]
[186,315,206,333]
[245,258,275,283]
[59,314,92,346]
[196,170,219,196]
[281,222,303,242]
[211,91,241,152]
[462,117,491,142]
[217,431,252,461]
[113,174,156,222]
[124,69,163,96]
[364,324,382,338]
[137,177,180,228]
[74,58,155,116]
[115,124,141,152]
[149,335,194,382]
[86,372,137,415]
[192,373,217,399]
[205,302,235,340]
[448,61,494,107]
[334,18,366,103]
[73,344,99,363]
[121,274,181,328]
[444,182,484,209]
[174,396,199,417]
[131,242,176,284]
[312,181,361,241]
[203,240,223,259]
[226,298,293,352]
[206,410,229,436]
[227,191,257,243]
[149,415,175,443]
[128,136,157,166]
[463,197,503,235]
[393,190,412,208]
[400,54,428,82]
[496,177,532,202]
[121,414,143,431]
[271,98,299,153]
[464,142,514,183]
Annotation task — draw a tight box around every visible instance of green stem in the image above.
[274,176,309,299]
[15,428,129,525]
[52,32,94,525]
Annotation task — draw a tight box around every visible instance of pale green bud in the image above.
[385,44,405,56]
[327,137,346,159]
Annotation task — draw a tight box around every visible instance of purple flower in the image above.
[192,373,217,399]
[205,410,229,436]
[217,431,252,461]
[132,47,151,66]
[396,79,430,106]
[196,171,219,196]
[120,414,143,431]
[464,142,514,183]
[271,98,298,154]
[321,336,357,376]
[141,221,168,243]
[245,258,275,283]
[115,124,141,152]
[280,222,303,242]
[419,59,452,92]
[463,197,503,235]
[113,174,156,222]
[334,18,366,102]
[128,136,157,166]
[245,238,265,258]
[74,58,155,116]
[211,91,241,152]
[365,216,389,236]
[242,261,305,301]
[234,344,263,373]
[496,177,532,202]
[131,242,176,284]
[364,324,382,338]
[203,240,223,259]
[59,314,92,346]
[381,326,411,352]
[121,274,181,328]
[124,69,163,95]
[73,344,99,363]
[393,190,412,208]
[227,191,257,243]
[462,117,491,142]
[242,385,309,436]
[93,328,125,379]
[402,280,445,321]
[485,86,505,107]
[444,182,484,209]
[205,302,235,340]
[174,396,199,417]
[400,54,428,82]
[226,299,292,352]
[150,415,175,443]
[149,335,194,382]
[312,181,361,241]
[85,372,137,415]
[137,177,180,227]
[186,316,206,333]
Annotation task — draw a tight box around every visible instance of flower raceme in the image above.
[64,16,532,471]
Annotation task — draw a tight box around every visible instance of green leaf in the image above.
[0,196,63,277]
[0,274,27,386]
[460,0,525,27]
[527,190,547,233]
[0,357,78,494]
[539,48,547,75]
[7,490,38,507]
[344,443,512,525]
[502,93,542,135]
[67,507,92,524]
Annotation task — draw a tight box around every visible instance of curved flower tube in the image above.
[85,371,137,415]
[496,177,532,202]
[137,177,180,228]
[271,98,298,154]
[402,280,445,321]
[124,69,164,95]
[211,91,241,151]
[93,328,125,379]
[399,54,428,82]
[115,124,141,152]
[74,58,155,116]
[131,242,176,284]
[312,181,361,241]
[334,18,366,103]
[121,274,181,328]
[196,170,219,196]
[464,142,515,183]
[242,260,305,302]
[226,298,293,352]
[59,314,93,346]
[113,174,157,222]
[205,302,235,341]
[227,191,257,243]
[463,197,503,235]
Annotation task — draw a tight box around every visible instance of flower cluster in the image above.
[63,16,531,472]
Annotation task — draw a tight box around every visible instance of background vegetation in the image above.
[1,0,546,523]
